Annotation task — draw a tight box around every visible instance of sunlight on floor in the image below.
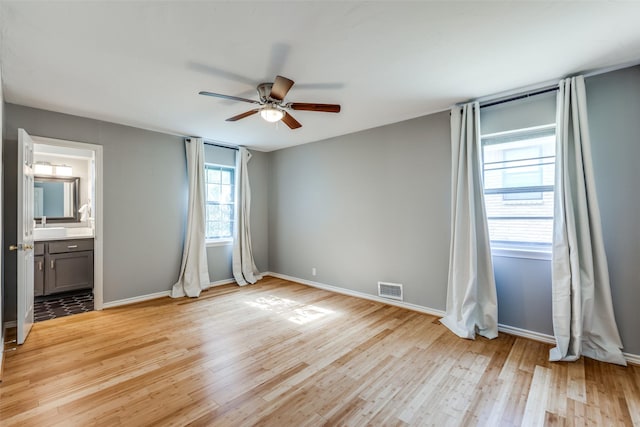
[245,295,334,325]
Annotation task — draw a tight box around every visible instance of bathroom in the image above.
[32,140,96,321]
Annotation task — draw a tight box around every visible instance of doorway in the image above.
[31,136,103,321]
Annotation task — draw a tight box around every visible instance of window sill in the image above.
[491,246,551,261]
[206,238,233,248]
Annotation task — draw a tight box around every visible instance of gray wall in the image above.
[248,150,269,273]
[586,66,640,356]
[2,104,185,318]
[2,104,270,322]
[269,112,451,310]
[493,256,553,334]
[267,66,640,356]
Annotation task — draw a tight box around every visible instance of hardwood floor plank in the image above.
[522,365,552,427]
[1,276,638,426]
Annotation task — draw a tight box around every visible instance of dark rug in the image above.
[34,290,94,322]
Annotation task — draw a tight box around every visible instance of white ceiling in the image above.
[2,1,640,152]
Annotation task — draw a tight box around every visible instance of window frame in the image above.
[481,124,556,258]
[204,163,235,245]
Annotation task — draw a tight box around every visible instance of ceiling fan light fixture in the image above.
[260,106,284,123]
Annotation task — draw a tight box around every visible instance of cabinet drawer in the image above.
[48,239,94,254]
[34,242,45,256]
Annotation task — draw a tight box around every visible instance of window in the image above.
[482,125,555,251]
[205,164,235,240]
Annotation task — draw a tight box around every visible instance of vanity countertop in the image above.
[34,227,94,241]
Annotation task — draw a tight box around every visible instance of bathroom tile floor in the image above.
[34,290,94,322]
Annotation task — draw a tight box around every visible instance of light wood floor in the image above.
[1,276,638,426]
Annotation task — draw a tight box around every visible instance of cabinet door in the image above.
[34,255,45,297]
[45,251,94,295]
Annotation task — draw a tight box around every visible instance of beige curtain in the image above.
[550,76,625,365]
[171,138,211,298]
[440,102,498,340]
[232,147,262,286]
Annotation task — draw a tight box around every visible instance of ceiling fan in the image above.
[199,75,341,129]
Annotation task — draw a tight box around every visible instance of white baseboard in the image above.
[264,272,446,318]
[624,352,640,365]
[102,278,236,309]
[497,323,555,344]
[264,272,640,366]
[102,290,171,309]
[209,278,237,288]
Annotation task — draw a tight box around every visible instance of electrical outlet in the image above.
[312,267,317,276]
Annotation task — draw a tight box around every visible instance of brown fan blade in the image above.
[289,103,341,113]
[199,91,261,105]
[281,112,302,129]
[269,75,294,101]
[226,109,260,122]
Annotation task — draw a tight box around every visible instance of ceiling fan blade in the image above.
[269,75,295,101]
[281,112,302,129]
[226,109,261,122]
[289,103,341,113]
[199,91,261,105]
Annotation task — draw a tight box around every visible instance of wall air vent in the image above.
[378,282,403,301]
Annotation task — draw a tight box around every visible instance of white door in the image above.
[14,129,35,344]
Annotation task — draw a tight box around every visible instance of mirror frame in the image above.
[34,176,80,223]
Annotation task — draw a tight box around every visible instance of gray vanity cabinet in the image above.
[35,239,94,296]
[34,242,45,297]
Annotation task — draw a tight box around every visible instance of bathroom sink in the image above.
[34,227,94,240]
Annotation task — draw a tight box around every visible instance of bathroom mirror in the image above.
[34,176,80,223]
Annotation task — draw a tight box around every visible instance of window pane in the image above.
[221,204,232,221]
[487,218,553,245]
[220,184,232,203]
[206,221,216,238]
[221,170,231,185]
[221,221,233,237]
[211,184,221,202]
[207,184,216,201]
[482,128,555,246]
[208,168,221,184]
[207,204,221,221]
[211,221,222,237]
[204,164,236,239]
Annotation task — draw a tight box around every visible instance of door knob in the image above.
[9,244,33,251]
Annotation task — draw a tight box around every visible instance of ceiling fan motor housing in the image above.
[257,83,275,103]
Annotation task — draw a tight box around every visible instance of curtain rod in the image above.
[185,137,239,151]
[480,86,559,109]
[204,141,239,151]
[473,58,640,110]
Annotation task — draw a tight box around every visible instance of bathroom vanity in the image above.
[34,230,94,297]
[32,170,95,297]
